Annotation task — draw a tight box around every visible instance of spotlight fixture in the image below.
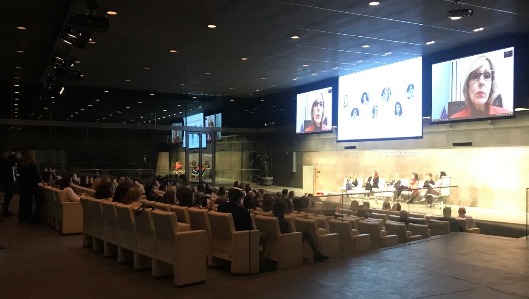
[448,0,473,20]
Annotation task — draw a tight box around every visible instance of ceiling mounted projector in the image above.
[448,0,473,20]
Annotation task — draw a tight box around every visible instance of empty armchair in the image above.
[384,221,423,243]
[207,211,260,275]
[357,219,399,249]
[134,208,155,270]
[428,219,451,236]
[151,210,208,286]
[293,217,340,258]
[101,201,120,257]
[80,196,93,247]
[254,215,303,269]
[408,223,430,239]
[328,219,371,254]
[115,203,137,264]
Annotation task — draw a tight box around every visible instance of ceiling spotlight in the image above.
[448,0,473,20]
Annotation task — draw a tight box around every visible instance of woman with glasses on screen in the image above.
[304,94,329,132]
[450,56,510,119]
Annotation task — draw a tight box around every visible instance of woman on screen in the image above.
[371,105,379,118]
[360,92,369,105]
[343,94,349,108]
[406,84,415,99]
[450,56,510,119]
[304,94,329,132]
[395,101,403,116]
[350,107,360,118]
[381,87,391,102]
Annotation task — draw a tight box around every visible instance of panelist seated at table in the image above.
[395,172,419,202]
[365,170,379,191]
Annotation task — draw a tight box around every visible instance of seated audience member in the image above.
[215,186,227,205]
[382,200,391,210]
[113,177,133,203]
[122,186,143,210]
[133,179,145,194]
[59,177,80,202]
[178,187,194,207]
[391,203,401,211]
[217,188,253,231]
[272,200,328,262]
[94,177,115,200]
[365,170,379,191]
[292,197,303,212]
[281,189,289,199]
[399,210,409,224]
[356,205,370,218]
[261,194,275,212]
[422,172,436,206]
[144,183,159,202]
[160,186,176,204]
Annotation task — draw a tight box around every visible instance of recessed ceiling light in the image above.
[205,72,211,75]
[137,101,142,104]
[125,106,130,109]
[143,66,150,70]
[104,90,109,93]
[74,60,81,64]
[13,103,18,106]
[426,40,435,45]
[88,104,93,107]
[357,60,363,63]
[16,50,24,53]
[362,45,370,48]
[106,11,118,15]
[88,41,96,44]
[369,1,380,6]
[163,109,167,112]
[230,99,235,102]
[14,84,19,87]
[15,66,21,69]
[293,78,297,81]
[177,104,181,107]
[303,64,309,67]
[207,24,216,29]
[14,98,19,101]
[169,49,177,53]
[150,93,154,96]
[80,108,84,111]
[14,91,19,94]
[95,99,100,102]
[291,35,299,39]
[229,87,234,90]
[260,99,265,102]
[241,57,248,61]
[180,83,186,86]
[43,107,48,110]
[14,76,20,79]
[312,73,316,76]
[260,77,266,80]
[17,26,27,30]
[50,96,55,99]
[333,66,339,70]
[473,27,484,32]
[125,79,131,82]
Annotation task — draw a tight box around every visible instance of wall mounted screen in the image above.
[431,47,514,123]
[337,57,422,141]
[205,113,222,141]
[183,113,206,149]
[296,87,333,134]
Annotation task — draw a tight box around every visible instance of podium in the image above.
[303,165,317,195]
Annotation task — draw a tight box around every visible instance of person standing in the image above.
[17,150,41,223]
[1,150,17,216]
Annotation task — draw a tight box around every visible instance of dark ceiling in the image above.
[3,0,529,98]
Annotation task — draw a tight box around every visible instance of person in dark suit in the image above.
[217,188,253,231]
[17,150,41,223]
[365,170,379,191]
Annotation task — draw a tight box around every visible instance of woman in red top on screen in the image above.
[450,56,510,119]
[304,94,329,132]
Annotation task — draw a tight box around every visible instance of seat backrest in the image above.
[328,219,353,236]
[357,220,385,247]
[188,207,211,232]
[208,211,235,241]
[370,212,388,222]
[115,203,137,247]
[384,221,407,243]
[307,215,330,232]
[153,202,171,211]
[169,205,190,224]
[80,197,93,232]
[101,201,119,242]
[293,217,319,236]
[151,209,178,240]
[90,199,105,236]
[254,215,280,241]
[134,208,155,254]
